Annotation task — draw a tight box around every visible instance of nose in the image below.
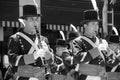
[95,25,99,31]
[33,21,38,26]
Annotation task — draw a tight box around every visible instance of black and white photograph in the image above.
[0,0,120,80]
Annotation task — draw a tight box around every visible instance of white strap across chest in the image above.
[80,36,105,61]
[16,32,39,51]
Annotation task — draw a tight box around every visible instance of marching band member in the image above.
[53,39,74,74]
[6,5,53,80]
[106,35,120,80]
[67,32,79,56]
[72,10,120,80]
[51,39,75,80]
[72,10,106,80]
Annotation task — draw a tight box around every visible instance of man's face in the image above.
[56,46,68,56]
[24,16,40,32]
[84,21,99,37]
[109,43,120,53]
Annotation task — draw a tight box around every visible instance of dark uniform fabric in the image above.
[50,55,63,74]
[73,36,98,63]
[51,52,75,75]
[105,55,120,80]
[72,36,120,80]
[0,70,2,80]
[106,57,120,72]
[50,49,77,80]
[114,65,120,72]
[62,52,75,74]
[6,29,49,80]
[72,36,105,80]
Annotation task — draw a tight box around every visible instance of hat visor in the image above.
[19,14,41,19]
[80,19,102,25]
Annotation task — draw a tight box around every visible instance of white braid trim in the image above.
[15,55,22,66]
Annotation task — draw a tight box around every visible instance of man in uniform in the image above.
[106,35,120,80]
[51,39,75,80]
[72,10,107,80]
[72,9,120,80]
[67,32,79,56]
[51,39,73,74]
[6,5,53,80]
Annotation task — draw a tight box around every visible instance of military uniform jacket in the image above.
[72,36,107,80]
[72,35,120,80]
[7,29,49,80]
[51,51,75,75]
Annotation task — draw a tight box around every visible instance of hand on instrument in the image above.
[41,41,53,60]
[98,39,108,51]
[45,51,53,60]
[34,49,46,60]
[41,41,49,51]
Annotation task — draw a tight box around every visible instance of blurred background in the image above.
[0,0,120,78]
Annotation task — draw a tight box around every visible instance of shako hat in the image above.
[108,35,120,43]
[19,5,41,19]
[55,39,69,47]
[80,9,101,25]
[67,32,79,42]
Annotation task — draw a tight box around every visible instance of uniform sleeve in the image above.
[72,37,94,63]
[8,35,35,66]
[116,54,120,61]
[73,51,93,63]
[62,52,73,66]
[106,54,120,67]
